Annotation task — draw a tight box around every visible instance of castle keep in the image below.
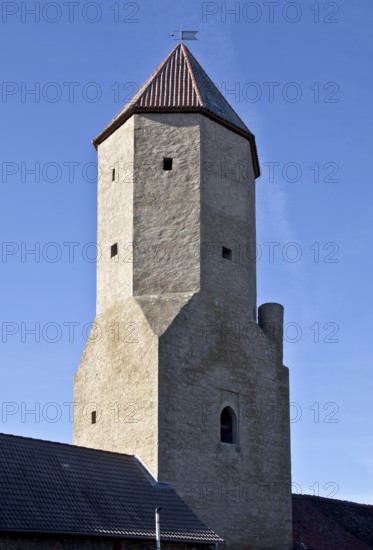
[73,43,292,549]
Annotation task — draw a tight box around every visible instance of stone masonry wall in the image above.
[74,113,292,549]
[96,116,134,316]
[133,113,201,296]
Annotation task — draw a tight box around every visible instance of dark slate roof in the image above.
[0,433,222,544]
[93,43,260,178]
[293,494,373,549]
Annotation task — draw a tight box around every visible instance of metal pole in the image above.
[155,506,162,550]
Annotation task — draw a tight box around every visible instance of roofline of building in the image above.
[293,493,373,508]
[92,107,260,179]
[0,431,135,459]
[0,529,222,544]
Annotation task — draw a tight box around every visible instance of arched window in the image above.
[220,407,237,444]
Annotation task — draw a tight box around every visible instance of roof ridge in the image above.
[293,493,373,507]
[180,43,204,107]
[0,431,135,459]
[131,43,181,108]
[182,43,251,135]
[109,43,181,126]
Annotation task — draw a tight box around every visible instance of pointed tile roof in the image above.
[93,43,260,177]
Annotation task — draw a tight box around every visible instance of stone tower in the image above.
[74,43,292,549]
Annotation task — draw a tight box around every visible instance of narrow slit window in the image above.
[163,157,173,171]
[222,246,232,261]
[111,168,116,182]
[91,411,97,424]
[220,407,237,444]
[111,243,118,258]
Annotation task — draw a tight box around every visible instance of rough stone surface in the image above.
[74,113,292,549]
[133,114,201,296]
[96,116,134,315]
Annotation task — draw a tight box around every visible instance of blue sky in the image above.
[1,0,372,504]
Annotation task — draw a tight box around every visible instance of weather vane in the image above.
[169,24,198,42]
